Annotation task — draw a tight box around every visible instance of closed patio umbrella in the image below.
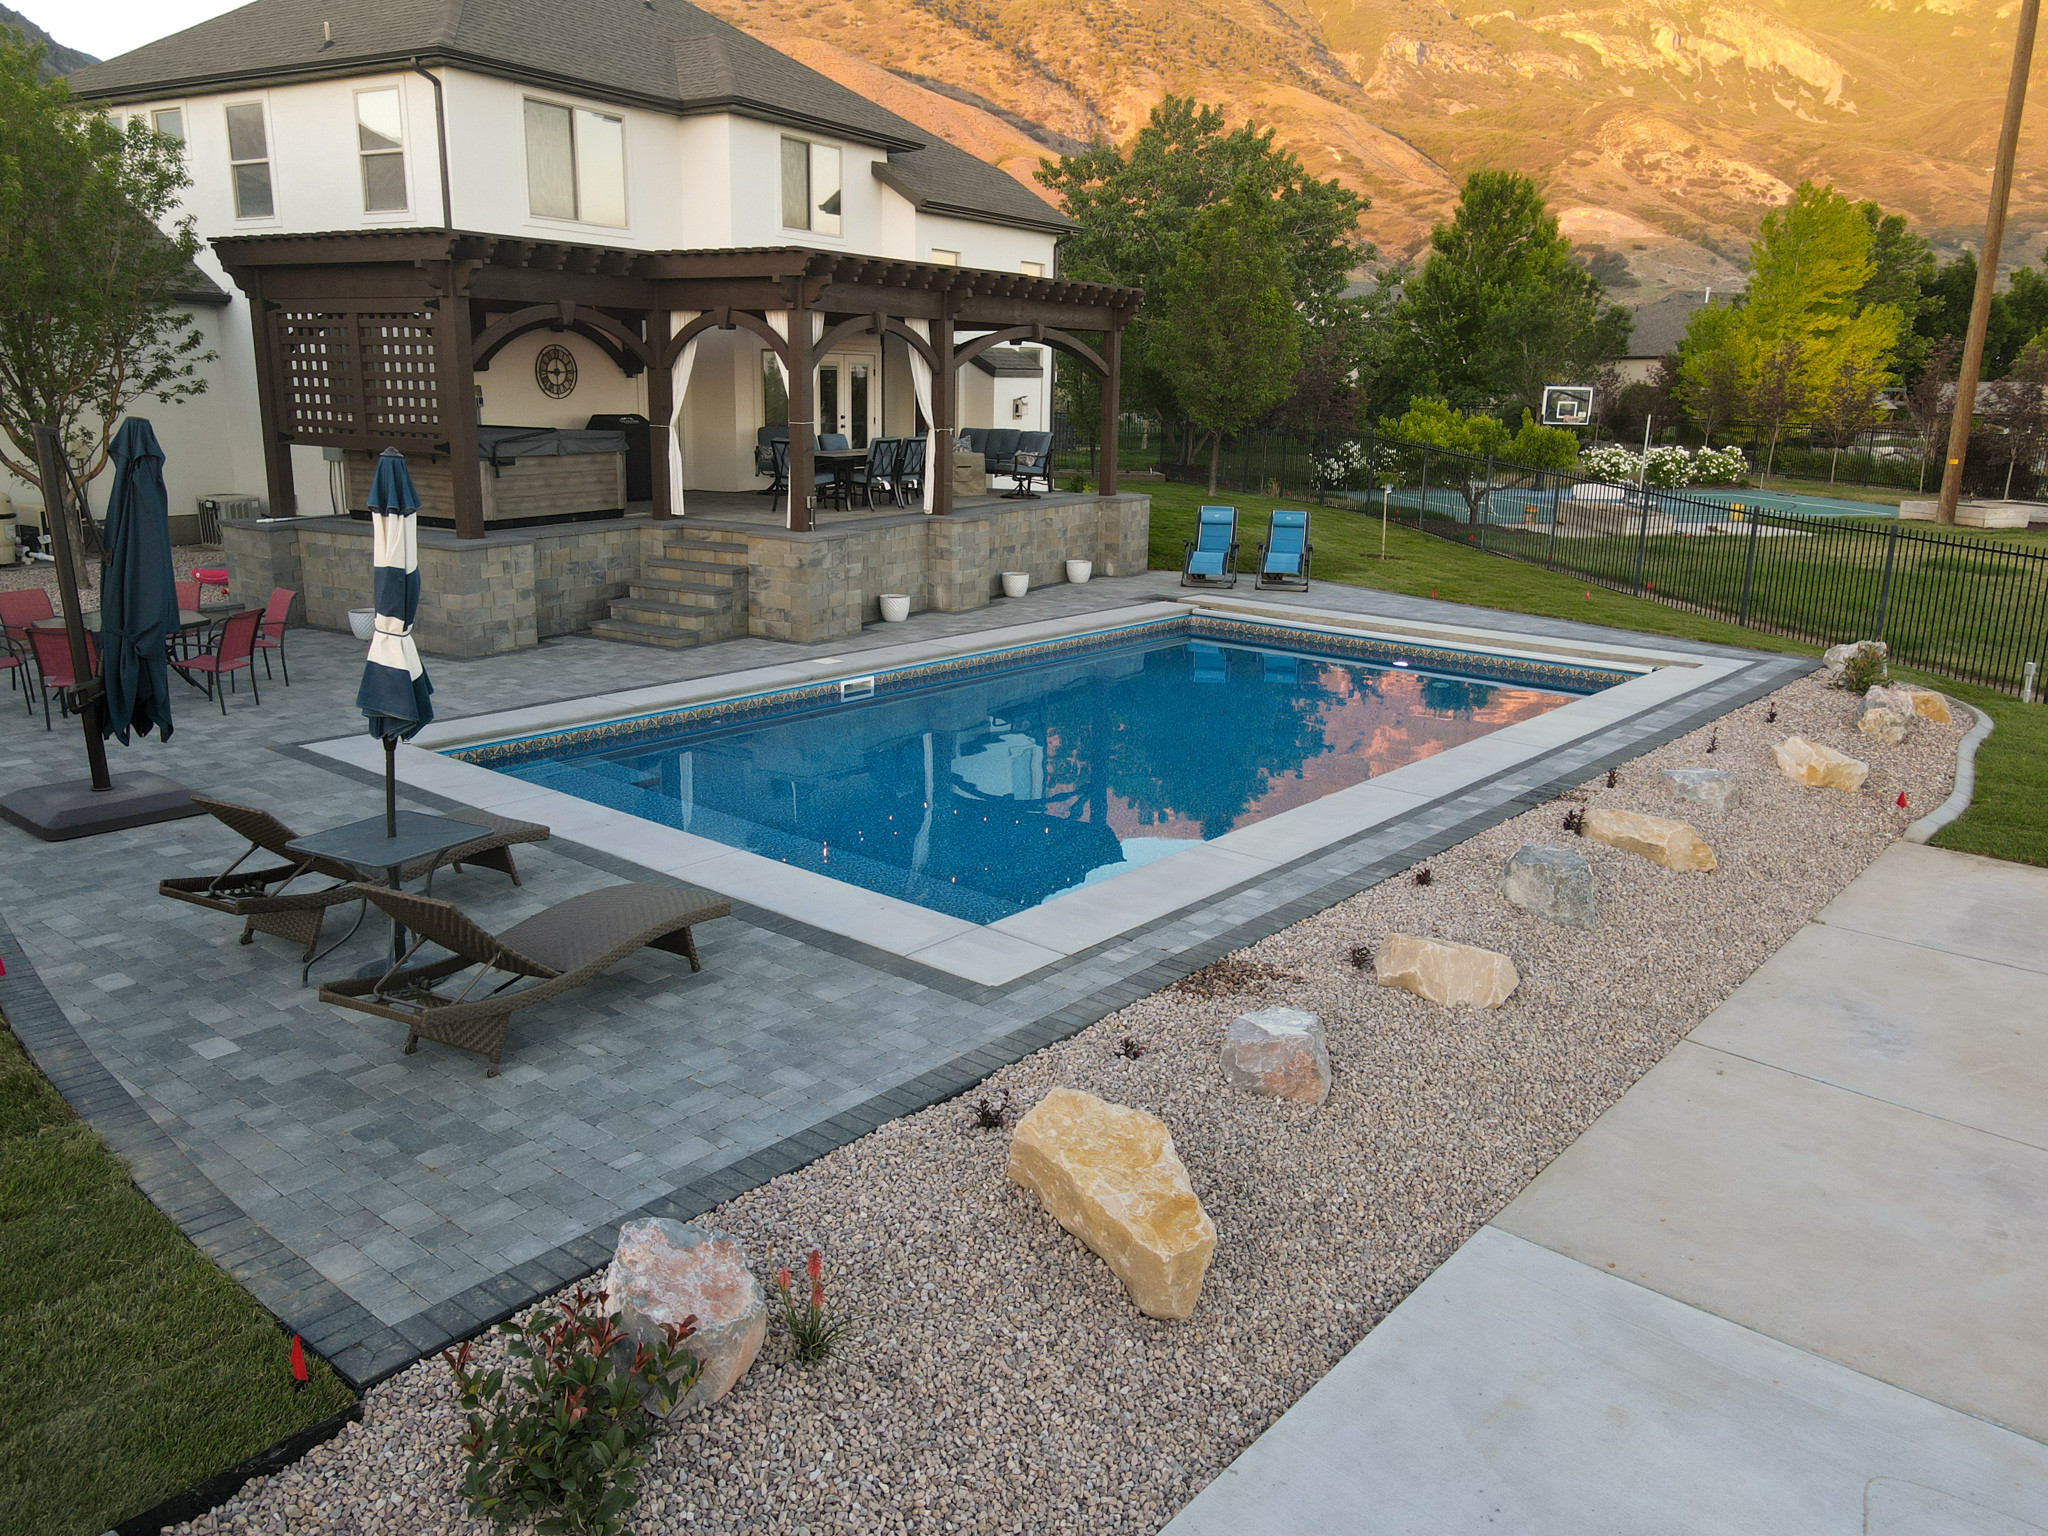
[98,418,179,743]
[355,449,434,834]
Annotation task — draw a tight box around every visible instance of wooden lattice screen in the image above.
[272,304,444,446]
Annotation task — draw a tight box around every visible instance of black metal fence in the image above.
[1097,418,2047,698]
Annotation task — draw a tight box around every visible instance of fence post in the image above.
[1631,493,1649,593]
[1872,522,1900,640]
[1545,472,1561,564]
[1418,448,1431,529]
[1478,454,1494,550]
[1737,514,1759,626]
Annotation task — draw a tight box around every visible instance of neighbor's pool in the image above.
[467,621,1623,924]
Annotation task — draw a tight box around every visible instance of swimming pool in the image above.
[462,619,1626,924]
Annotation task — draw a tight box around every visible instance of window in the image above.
[355,88,406,212]
[780,136,842,236]
[225,102,273,218]
[523,99,626,227]
[1020,260,1044,278]
[152,108,184,142]
[929,248,959,267]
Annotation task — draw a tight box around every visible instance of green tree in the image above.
[1385,170,1631,417]
[0,33,210,494]
[1038,96,1369,428]
[1152,180,1302,493]
[1855,201,1932,380]
[1674,304,1744,441]
[1912,249,2025,378]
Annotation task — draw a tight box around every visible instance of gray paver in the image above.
[0,571,1802,1382]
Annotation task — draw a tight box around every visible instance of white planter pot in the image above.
[347,607,377,641]
[879,594,911,623]
[1065,559,1093,585]
[1001,570,1030,598]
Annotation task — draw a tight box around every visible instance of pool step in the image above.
[591,536,751,649]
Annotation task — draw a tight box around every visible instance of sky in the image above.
[16,0,246,62]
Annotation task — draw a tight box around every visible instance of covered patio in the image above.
[210,231,1148,654]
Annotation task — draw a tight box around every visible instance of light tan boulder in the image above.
[1773,735,1869,792]
[1858,705,1910,743]
[606,1219,766,1411]
[1582,808,1717,873]
[1007,1088,1215,1320]
[1893,686,1953,723]
[1220,1007,1331,1103]
[1373,934,1519,1009]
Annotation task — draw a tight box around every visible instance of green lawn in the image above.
[0,1014,353,1536]
[1144,482,2047,866]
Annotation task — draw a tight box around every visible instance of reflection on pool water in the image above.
[496,629,1603,923]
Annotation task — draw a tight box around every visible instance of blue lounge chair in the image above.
[1182,505,1239,588]
[1257,509,1313,590]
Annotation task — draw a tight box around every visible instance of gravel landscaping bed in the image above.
[171,672,1966,1536]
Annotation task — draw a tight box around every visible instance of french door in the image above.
[817,355,879,448]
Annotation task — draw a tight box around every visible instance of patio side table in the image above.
[286,811,485,967]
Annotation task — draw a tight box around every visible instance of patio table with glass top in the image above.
[286,810,489,965]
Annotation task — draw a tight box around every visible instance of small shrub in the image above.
[1117,1035,1147,1059]
[1347,942,1373,970]
[775,1249,856,1364]
[445,1287,699,1536]
[1562,807,1586,835]
[1412,866,1433,887]
[969,1090,1010,1130]
[1765,704,1778,723]
[1705,732,1719,753]
[1831,645,1891,695]
[1605,767,1618,788]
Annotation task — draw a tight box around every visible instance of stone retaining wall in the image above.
[222,493,1150,656]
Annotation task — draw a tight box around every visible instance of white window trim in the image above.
[353,84,411,219]
[779,134,845,243]
[224,97,278,224]
[521,95,631,232]
[151,104,187,143]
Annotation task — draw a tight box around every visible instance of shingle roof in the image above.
[972,346,1045,377]
[67,0,1070,231]
[1624,289,1736,359]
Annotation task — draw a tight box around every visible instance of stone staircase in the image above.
[588,532,749,649]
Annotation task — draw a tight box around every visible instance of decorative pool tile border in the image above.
[454,613,1638,770]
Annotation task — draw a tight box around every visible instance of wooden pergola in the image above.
[211,229,1141,538]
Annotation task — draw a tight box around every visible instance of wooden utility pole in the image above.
[1938,0,2040,524]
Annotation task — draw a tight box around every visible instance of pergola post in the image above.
[1098,326,1121,497]
[646,309,674,521]
[244,269,296,518]
[932,308,956,517]
[787,297,816,533]
[439,280,485,540]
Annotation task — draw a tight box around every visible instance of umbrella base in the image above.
[0,772,205,842]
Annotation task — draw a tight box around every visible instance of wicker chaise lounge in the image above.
[159,796,551,971]
[316,882,732,1075]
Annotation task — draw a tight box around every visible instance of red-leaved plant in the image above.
[444,1286,700,1535]
[774,1248,856,1364]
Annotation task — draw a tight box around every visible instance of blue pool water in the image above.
[489,627,1610,923]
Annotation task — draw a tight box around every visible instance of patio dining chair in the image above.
[254,586,298,684]
[175,578,201,613]
[895,436,926,507]
[0,630,31,715]
[1003,432,1054,499]
[768,439,791,515]
[317,880,731,1075]
[178,607,264,715]
[1256,510,1313,590]
[26,626,99,731]
[1181,505,1240,588]
[850,437,900,509]
[0,589,54,655]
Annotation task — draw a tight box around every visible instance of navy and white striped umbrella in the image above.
[355,449,435,743]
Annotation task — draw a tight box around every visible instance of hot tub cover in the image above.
[477,426,629,465]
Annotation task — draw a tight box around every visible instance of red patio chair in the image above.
[180,608,264,715]
[176,579,201,613]
[27,625,99,731]
[253,587,297,684]
[0,631,30,715]
[0,589,55,653]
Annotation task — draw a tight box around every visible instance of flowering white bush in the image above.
[1310,440,1368,494]
[1578,443,1748,489]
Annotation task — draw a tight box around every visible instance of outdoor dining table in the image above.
[285,810,486,966]
[813,448,868,508]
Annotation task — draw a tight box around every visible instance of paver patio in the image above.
[0,571,1812,1386]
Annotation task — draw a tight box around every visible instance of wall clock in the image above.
[535,342,578,399]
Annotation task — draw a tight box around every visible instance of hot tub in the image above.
[344,426,629,528]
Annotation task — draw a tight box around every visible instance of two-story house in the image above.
[60,0,1135,551]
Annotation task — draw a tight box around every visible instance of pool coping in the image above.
[305,599,1748,987]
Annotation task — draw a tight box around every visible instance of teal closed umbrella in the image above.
[98,419,179,743]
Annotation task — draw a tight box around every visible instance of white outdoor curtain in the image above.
[765,310,792,396]
[906,319,936,513]
[664,310,701,517]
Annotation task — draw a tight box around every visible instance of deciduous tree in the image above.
[0,34,210,496]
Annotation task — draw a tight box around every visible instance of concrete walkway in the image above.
[1165,842,2048,1534]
